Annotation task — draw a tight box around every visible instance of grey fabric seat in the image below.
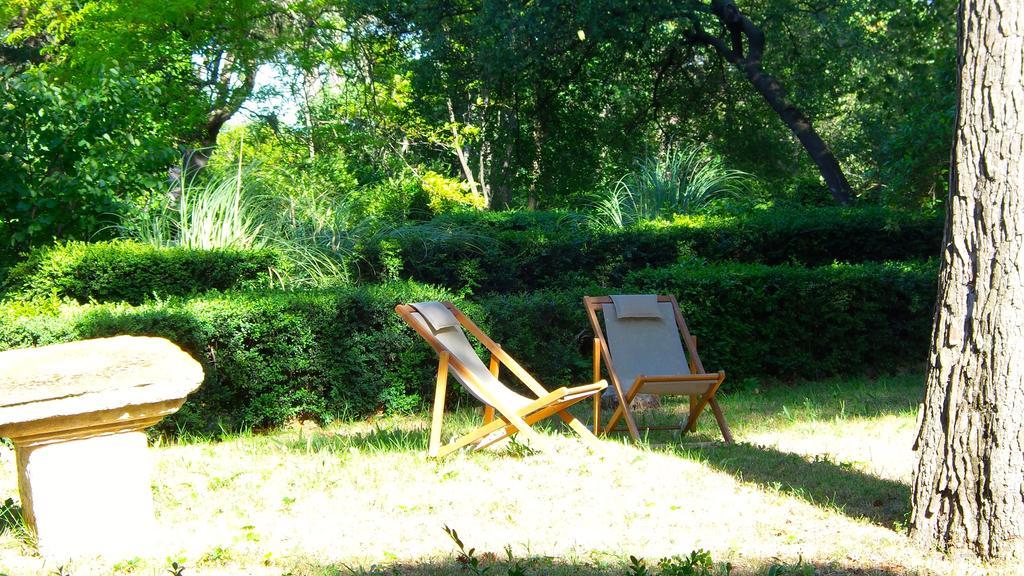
[584,294,733,443]
[396,301,608,457]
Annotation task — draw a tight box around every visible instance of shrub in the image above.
[0,282,472,430]
[591,144,752,227]
[3,240,282,305]
[377,207,942,293]
[623,260,938,379]
[0,67,177,267]
[0,262,937,430]
[477,261,938,385]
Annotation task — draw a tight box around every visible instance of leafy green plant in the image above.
[443,526,536,576]
[627,556,652,576]
[126,158,265,252]
[503,436,540,459]
[252,187,363,285]
[444,525,489,575]
[0,66,177,268]
[656,550,730,576]
[3,240,280,304]
[592,145,753,227]
[0,260,936,427]
[376,207,942,294]
[0,280,467,429]
[0,497,33,548]
[123,134,366,287]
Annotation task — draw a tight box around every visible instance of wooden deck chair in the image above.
[584,295,733,443]
[396,301,608,458]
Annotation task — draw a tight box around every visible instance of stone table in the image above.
[0,336,203,560]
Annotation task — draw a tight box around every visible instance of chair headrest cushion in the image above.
[610,294,663,319]
[410,301,460,332]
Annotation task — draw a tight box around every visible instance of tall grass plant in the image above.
[122,143,370,286]
[592,145,754,227]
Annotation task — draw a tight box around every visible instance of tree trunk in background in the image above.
[179,58,257,180]
[690,0,853,205]
[527,113,542,210]
[911,0,1024,561]
[737,63,852,205]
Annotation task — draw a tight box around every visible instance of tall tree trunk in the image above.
[447,98,482,201]
[911,0,1024,562]
[689,0,853,205]
[527,114,542,210]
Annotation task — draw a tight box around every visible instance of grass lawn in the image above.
[0,374,1016,576]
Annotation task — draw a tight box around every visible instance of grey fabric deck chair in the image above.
[584,295,733,443]
[396,301,607,457]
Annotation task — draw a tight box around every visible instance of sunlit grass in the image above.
[0,373,1014,576]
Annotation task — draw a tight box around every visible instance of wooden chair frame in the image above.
[584,295,733,443]
[396,302,607,458]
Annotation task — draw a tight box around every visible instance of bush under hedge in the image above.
[622,260,938,378]
[0,260,938,430]
[371,207,942,293]
[3,240,282,304]
[2,207,942,305]
[0,282,465,430]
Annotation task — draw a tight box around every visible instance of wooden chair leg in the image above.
[709,397,733,443]
[592,338,602,434]
[603,387,642,441]
[557,410,603,451]
[684,372,725,434]
[620,379,644,441]
[495,402,548,448]
[484,354,498,425]
[436,416,511,457]
[428,352,450,457]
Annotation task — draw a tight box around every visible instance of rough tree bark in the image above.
[911,0,1024,562]
[688,0,853,205]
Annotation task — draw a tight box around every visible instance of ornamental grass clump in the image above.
[592,145,754,227]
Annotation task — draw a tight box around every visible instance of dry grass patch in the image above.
[0,374,1019,576]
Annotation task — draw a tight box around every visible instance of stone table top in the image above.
[0,336,204,434]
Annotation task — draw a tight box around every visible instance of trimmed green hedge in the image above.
[622,260,938,378]
[0,282,466,430]
[374,207,943,293]
[476,261,937,388]
[0,261,938,430]
[1,208,942,307]
[3,240,282,304]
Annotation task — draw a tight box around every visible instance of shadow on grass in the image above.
[674,442,910,530]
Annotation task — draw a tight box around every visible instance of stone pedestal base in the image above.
[17,431,156,559]
[0,336,204,560]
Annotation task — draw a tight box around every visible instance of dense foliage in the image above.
[0,0,954,431]
[374,207,942,293]
[0,282,467,428]
[2,0,956,245]
[0,259,936,429]
[4,240,281,304]
[0,67,176,265]
[2,207,942,303]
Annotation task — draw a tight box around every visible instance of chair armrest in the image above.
[635,373,724,384]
